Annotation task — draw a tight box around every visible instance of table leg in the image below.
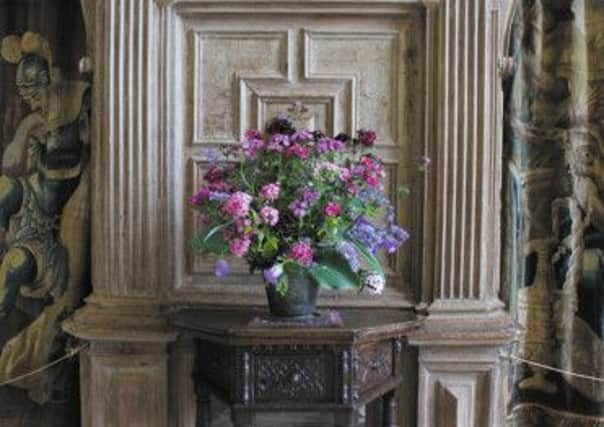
[231,409,254,427]
[194,379,211,427]
[335,409,357,427]
[382,390,398,427]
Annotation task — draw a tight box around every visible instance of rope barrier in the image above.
[0,343,88,388]
[500,352,604,383]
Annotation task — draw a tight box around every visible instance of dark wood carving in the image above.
[172,308,421,427]
[356,341,394,394]
[254,350,333,402]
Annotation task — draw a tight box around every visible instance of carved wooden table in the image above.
[171,308,420,427]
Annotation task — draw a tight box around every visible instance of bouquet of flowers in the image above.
[190,114,409,312]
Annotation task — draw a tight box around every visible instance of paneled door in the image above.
[163,3,427,308]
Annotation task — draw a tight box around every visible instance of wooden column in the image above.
[63,1,177,426]
[411,0,517,426]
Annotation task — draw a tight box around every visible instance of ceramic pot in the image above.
[265,271,319,318]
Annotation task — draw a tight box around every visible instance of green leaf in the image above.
[308,249,359,290]
[191,222,230,254]
[347,238,384,276]
[262,234,279,258]
[276,273,289,296]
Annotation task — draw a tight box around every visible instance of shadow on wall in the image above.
[0,1,90,426]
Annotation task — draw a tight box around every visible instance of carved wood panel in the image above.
[165,10,425,306]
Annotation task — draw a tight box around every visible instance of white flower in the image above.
[363,271,385,295]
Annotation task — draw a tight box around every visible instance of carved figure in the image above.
[0,32,90,403]
[552,124,604,402]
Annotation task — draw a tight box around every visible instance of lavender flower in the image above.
[242,138,264,159]
[263,264,284,284]
[337,241,360,272]
[208,191,230,202]
[288,200,308,218]
[301,188,320,204]
[317,137,345,153]
[267,133,290,151]
[203,148,220,162]
[291,130,313,143]
[347,217,385,254]
[214,259,230,278]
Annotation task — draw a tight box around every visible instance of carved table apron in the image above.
[171,308,420,427]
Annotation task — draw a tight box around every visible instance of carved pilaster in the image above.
[65,1,176,426]
[414,1,517,425]
[424,0,505,314]
[91,0,163,298]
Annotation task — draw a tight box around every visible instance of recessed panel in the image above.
[305,30,399,145]
[194,31,290,144]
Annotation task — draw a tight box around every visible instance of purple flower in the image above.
[301,188,320,204]
[263,264,284,284]
[242,138,264,159]
[291,130,313,143]
[288,200,308,218]
[190,188,210,205]
[203,148,220,162]
[337,241,360,272]
[347,217,384,254]
[260,206,279,226]
[267,133,290,151]
[214,259,230,278]
[390,225,410,242]
[208,191,230,202]
[317,137,345,153]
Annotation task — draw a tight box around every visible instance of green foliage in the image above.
[191,223,230,254]
[347,238,384,276]
[276,273,288,297]
[308,248,359,290]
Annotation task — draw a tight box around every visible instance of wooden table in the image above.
[171,308,420,427]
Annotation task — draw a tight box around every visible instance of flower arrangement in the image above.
[190,114,409,313]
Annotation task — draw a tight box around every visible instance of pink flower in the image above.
[189,188,210,205]
[358,129,377,147]
[346,182,360,194]
[363,171,379,187]
[260,206,279,226]
[245,129,262,139]
[204,165,223,183]
[235,217,253,234]
[223,192,252,218]
[260,183,280,200]
[338,167,352,181]
[288,241,313,266]
[323,202,341,217]
[229,238,251,257]
[286,144,310,158]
